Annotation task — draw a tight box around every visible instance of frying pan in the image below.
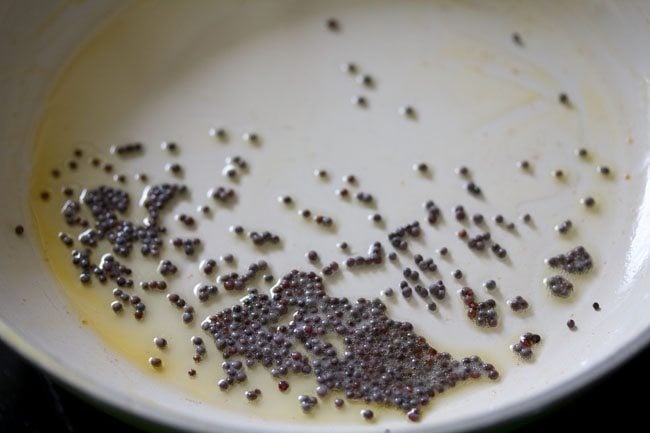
[1,1,649,432]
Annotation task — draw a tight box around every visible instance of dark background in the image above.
[0,337,647,432]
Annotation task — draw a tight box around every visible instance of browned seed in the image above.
[340,63,357,74]
[400,106,416,118]
[352,96,367,107]
[566,319,576,329]
[326,18,340,31]
[597,166,610,176]
[559,92,571,107]
[581,196,596,207]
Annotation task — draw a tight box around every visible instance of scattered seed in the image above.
[340,62,357,74]
[166,162,182,175]
[581,196,595,207]
[278,195,293,205]
[597,166,610,176]
[326,18,339,32]
[351,95,367,107]
[242,132,259,143]
[455,166,469,176]
[209,127,228,141]
[517,160,530,170]
[555,219,572,234]
[357,74,373,87]
[400,106,416,118]
[160,141,178,152]
[566,319,576,329]
[413,162,428,172]
[336,188,349,198]
[558,92,571,107]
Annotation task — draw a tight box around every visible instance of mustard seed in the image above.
[581,196,595,207]
[566,319,576,329]
[209,127,228,140]
[326,18,339,31]
[357,74,373,87]
[559,92,571,106]
[340,62,356,74]
[351,95,367,107]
